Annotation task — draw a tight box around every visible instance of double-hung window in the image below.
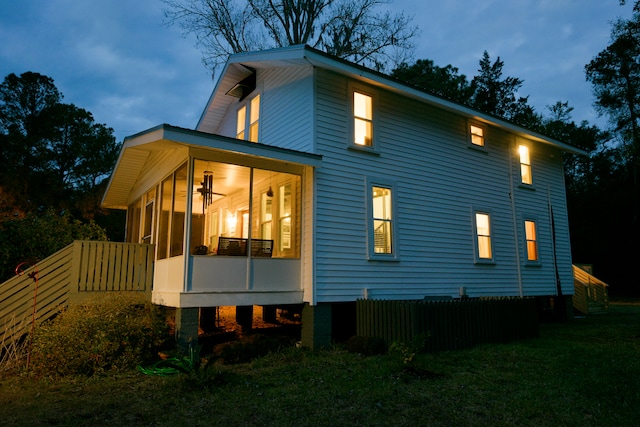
[474,211,494,262]
[354,92,373,146]
[524,219,539,262]
[367,179,397,259]
[236,94,260,142]
[519,145,532,185]
[469,124,485,147]
[350,85,377,152]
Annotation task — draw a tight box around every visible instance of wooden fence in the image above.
[572,265,609,315]
[356,297,539,352]
[1,241,154,349]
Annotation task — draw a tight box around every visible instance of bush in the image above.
[343,336,387,356]
[30,294,170,376]
[0,209,108,282]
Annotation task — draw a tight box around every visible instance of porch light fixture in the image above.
[266,172,274,197]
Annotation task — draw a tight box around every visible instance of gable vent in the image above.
[226,72,256,101]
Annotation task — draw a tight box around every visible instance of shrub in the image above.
[30,294,170,376]
[343,336,387,356]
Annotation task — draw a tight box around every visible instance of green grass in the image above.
[1,303,639,426]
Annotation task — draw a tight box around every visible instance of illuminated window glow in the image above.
[354,92,373,146]
[470,124,485,146]
[519,145,532,185]
[475,212,492,260]
[236,94,260,142]
[372,186,393,254]
[525,220,538,261]
[236,106,246,140]
[249,95,260,142]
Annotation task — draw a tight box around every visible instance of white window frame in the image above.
[236,94,260,142]
[472,210,495,264]
[519,144,533,186]
[468,122,488,151]
[349,83,378,153]
[366,177,398,260]
[523,218,541,265]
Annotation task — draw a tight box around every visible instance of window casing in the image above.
[474,211,494,262]
[524,220,539,262]
[519,145,533,185]
[354,92,373,146]
[470,124,485,147]
[236,94,260,142]
[367,179,397,260]
[349,85,378,152]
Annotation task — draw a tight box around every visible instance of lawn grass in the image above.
[1,303,638,426]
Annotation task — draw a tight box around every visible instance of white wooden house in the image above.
[102,45,586,348]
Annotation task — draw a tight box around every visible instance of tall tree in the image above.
[586,8,640,236]
[390,59,475,104]
[162,0,419,72]
[470,51,535,125]
[0,72,120,219]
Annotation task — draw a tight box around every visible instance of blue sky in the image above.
[0,0,634,142]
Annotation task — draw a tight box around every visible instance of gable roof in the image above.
[198,44,587,156]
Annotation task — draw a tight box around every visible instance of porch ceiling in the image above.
[102,124,322,210]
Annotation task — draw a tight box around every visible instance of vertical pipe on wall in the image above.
[509,139,524,297]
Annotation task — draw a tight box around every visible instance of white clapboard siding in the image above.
[311,67,572,302]
[212,66,315,153]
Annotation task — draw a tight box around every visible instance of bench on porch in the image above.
[217,237,273,257]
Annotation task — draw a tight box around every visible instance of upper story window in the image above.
[354,91,373,147]
[474,211,493,262]
[236,94,260,142]
[367,179,397,260]
[524,220,539,262]
[470,124,485,147]
[519,145,532,185]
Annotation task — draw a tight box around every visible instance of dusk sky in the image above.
[0,0,634,142]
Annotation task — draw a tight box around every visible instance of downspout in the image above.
[509,140,524,297]
[548,185,566,319]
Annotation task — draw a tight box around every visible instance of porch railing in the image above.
[572,264,609,314]
[1,241,154,349]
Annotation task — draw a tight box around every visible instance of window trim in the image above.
[472,209,495,264]
[468,121,488,151]
[518,144,534,186]
[523,217,541,266]
[348,83,379,154]
[235,93,261,142]
[366,177,398,261]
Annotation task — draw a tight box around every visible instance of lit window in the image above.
[260,192,272,240]
[354,91,373,146]
[519,145,532,185]
[371,185,393,255]
[236,95,260,142]
[279,183,292,251]
[524,220,538,261]
[475,212,493,260]
[470,124,485,147]
[236,106,246,140]
[249,95,260,142]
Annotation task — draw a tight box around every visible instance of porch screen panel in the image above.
[170,163,188,257]
[252,169,300,258]
[191,160,251,255]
